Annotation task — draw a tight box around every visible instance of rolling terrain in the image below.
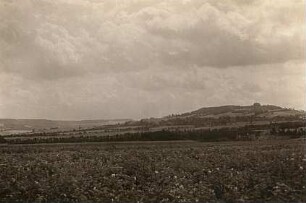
[0,104,305,202]
[1,103,305,144]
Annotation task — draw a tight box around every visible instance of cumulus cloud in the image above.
[0,0,305,119]
[1,0,304,76]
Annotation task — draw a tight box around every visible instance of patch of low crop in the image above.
[0,140,305,202]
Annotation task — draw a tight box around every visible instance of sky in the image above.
[0,0,305,120]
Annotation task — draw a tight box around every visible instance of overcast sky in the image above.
[0,0,305,120]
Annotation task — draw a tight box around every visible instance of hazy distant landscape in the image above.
[1,103,305,144]
[0,119,130,136]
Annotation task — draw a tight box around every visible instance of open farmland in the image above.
[0,140,305,202]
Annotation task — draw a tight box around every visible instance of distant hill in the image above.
[177,103,302,118]
[127,103,305,127]
[1,103,305,136]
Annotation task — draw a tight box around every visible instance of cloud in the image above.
[0,0,304,79]
[0,0,305,119]
[139,0,305,67]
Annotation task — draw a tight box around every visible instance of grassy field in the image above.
[0,140,305,202]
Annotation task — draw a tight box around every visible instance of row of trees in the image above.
[7,129,239,144]
[2,121,305,144]
[3,127,271,144]
[133,115,304,128]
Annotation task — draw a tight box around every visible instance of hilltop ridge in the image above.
[129,103,305,127]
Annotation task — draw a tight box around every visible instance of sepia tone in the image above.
[0,0,305,202]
